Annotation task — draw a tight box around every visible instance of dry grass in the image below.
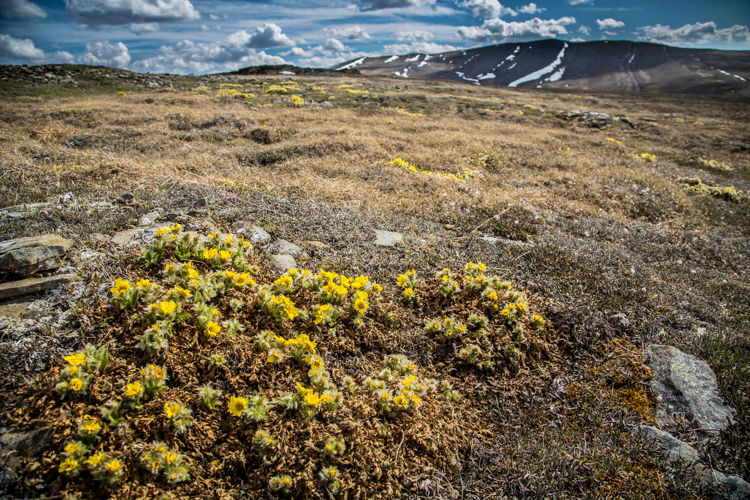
[1,73,749,497]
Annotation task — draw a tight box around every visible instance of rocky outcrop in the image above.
[0,274,79,300]
[0,234,73,276]
[645,344,735,432]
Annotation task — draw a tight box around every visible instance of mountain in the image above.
[334,39,750,96]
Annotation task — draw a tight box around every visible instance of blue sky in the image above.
[1,0,748,73]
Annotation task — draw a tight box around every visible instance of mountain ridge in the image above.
[333,39,750,96]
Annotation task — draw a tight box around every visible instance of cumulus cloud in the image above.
[395,30,433,42]
[578,25,591,35]
[354,0,436,11]
[462,0,517,18]
[635,21,750,45]
[326,26,371,41]
[383,40,457,54]
[130,22,159,34]
[78,40,131,67]
[245,23,295,48]
[518,3,544,14]
[130,30,287,74]
[0,0,46,18]
[458,16,576,42]
[0,33,74,62]
[282,46,313,57]
[324,38,346,51]
[64,0,199,28]
[568,0,593,4]
[596,18,624,30]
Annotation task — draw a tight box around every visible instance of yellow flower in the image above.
[228,396,248,417]
[206,322,221,337]
[203,248,218,260]
[353,298,368,315]
[81,415,101,433]
[165,452,177,463]
[70,378,84,391]
[501,308,511,316]
[320,393,332,404]
[164,402,182,419]
[407,269,416,276]
[125,381,144,397]
[310,358,324,371]
[380,391,390,400]
[373,283,383,292]
[393,395,407,408]
[170,286,192,299]
[86,452,103,467]
[110,278,130,296]
[305,392,321,407]
[517,301,527,311]
[403,288,414,297]
[136,278,153,288]
[395,274,408,286]
[64,442,81,455]
[224,234,235,243]
[64,352,86,367]
[158,301,177,316]
[533,314,543,321]
[401,375,415,387]
[59,458,79,473]
[219,250,232,261]
[411,394,422,405]
[267,351,281,363]
[187,268,199,279]
[106,459,121,472]
[233,273,253,287]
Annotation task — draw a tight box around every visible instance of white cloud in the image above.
[354,0,436,11]
[64,0,199,27]
[130,22,159,34]
[458,16,576,42]
[283,46,313,57]
[578,25,591,35]
[518,3,544,15]
[635,21,750,45]
[326,26,371,41]
[0,33,74,62]
[324,37,346,51]
[596,18,624,30]
[208,13,219,20]
[396,30,433,42]
[245,23,295,48]
[0,0,46,18]
[462,0,517,18]
[130,30,287,74]
[568,0,593,4]
[383,40,457,54]
[79,40,131,67]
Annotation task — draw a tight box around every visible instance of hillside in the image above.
[335,39,750,96]
[0,69,748,498]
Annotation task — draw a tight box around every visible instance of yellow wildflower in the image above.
[136,278,153,287]
[70,378,83,391]
[305,392,321,407]
[393,395,407,408]
[81,415,101,433]
[354,298,368,315]
[228,396,247,417]
[395,274,408,286]
[165,452,177,463]
[203,248,218,260]
[157,301,177,316]
[219,250,232,261]
[65,442,81,455]
[86,452,103,467]
[164,402,182,419]
[106,459,121,472]
[187,268,199,279]
[403,288,414,297]
[110,278,130,296]
[206,322,221,337]
[59,458,79,473]
[65,353,86,367]
[125,381,144,397]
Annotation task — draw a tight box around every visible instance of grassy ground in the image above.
[0,72,748,498]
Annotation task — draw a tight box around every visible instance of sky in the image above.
[0,0,748,74]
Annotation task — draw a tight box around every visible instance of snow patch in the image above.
[542,66,565,83]
[477,73,496,80]
[337,57,366,70]
[715,68,747,82]
[394,68,409,78]
[418,55,432,67]
[405,54,420,63]
[455,71,480,85]
[627,51,635,65]
[509,42,568,88]
[384,55,399,63]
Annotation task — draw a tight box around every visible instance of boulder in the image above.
[638,425,700,466]
[247,226,272,245]
[0,427,55,491]
[0,274,79,300]
[269,239,304,258]
[269,254,296,273]
[645,345,735,432]
[0,234,73,276]
[556,109,635,129]
[373,229,403,247]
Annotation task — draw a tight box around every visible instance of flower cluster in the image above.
[55,345,109,398]
[637,152,657,162]
[697,157,733,172]
[164,400,193,434]
[363,355,436,414]
[227,394,273,422]
[680,177,745,202]
[387,157,478,183]
[58,437,123,486]
[141,442,190,483]
[395,269,418,303]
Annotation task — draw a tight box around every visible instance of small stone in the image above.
[139,209,161,226]
[0,274,79,300]
[270,239,304,257]
[55,192,77,205]
[243,225,271,245]
[0,234,74,276]
[303,240,329,251]
[269,254,296,273]
[373,229,403,247]
[117,192,134,204]
[645,344,736,433]
[637,426,700,466]
[111,225,160,246]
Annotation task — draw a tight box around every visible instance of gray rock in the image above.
[645,345,735,432]
[0,274,80,300]
[270,239,304,257]
[56,191,76,205]
[638,425,700,466]
[303,240,330,251]
[0,234,74,276]
[0,202,52,221]
[556,109,635,129]
[244,225,271,245]
[111,225,161,246]
[139,209,162,226]
[0,427,55,490]
[374,229,403,247]
[705,469,750,500]
[269,254,297,273]
[479,235,531,248]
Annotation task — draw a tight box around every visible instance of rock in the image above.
[645,345,735,432]
[705,469,750,500]
[0,234,74,276]
[117,192,134,204]
[303,240,329,251]
[269,239,304,258]
[111,225,161,246]
[373,229,403,247]
[0,297,36,319]
[479,235,531,248]
[0,202,52,221]
[239,225,271,245]
[0,427,55,490]
[269,254,296,273]
[556,109,634,129]
[638,425,700,466]
[139,209,162,226]
[56,191,76,205]
[0,274,79,300]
